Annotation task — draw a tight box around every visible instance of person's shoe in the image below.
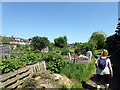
[97,85,100,90]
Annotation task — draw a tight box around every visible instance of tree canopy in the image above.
[30,36,50,51]
[89,31,107,49]
[105,34,120,57]
[54,36,67,48]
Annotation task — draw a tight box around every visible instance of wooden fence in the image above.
[0,61,46,88]
[64,56,89,64]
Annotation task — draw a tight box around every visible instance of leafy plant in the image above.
[89,31,107,49]
[1,50,43,74]
[1,59,22,73]
[42,51,66,73]
[61,48,70,55]
[10,54,17,59]
[30,36,50,51]
[54,36,67,48]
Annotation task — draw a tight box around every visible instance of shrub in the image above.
[61,48,70,55]
[79,41,97,57]
[30,36,50,51]
[42,51,66,73]
[19,51,42,65]
[54,36,67,48]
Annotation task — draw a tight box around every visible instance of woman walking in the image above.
[95,49,113,89]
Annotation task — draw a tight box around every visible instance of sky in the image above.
[2,2,118,44]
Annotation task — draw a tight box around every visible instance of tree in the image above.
[54,36,67,48]
[48,42,55,51]
[105,34,120,57]
[89,31,107,49]
[79,40,97,56]
[30,36,50,51]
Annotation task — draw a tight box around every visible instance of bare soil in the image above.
[25,70,73,88]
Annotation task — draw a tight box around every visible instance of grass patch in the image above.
[60,58,95,84]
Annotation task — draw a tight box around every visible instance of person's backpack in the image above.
[98,57,107,70]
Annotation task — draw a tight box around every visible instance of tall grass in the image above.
[60,58,95,83]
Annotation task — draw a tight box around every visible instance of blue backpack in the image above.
[98,57,107,70]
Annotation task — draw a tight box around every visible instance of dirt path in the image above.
[82,56,120,89]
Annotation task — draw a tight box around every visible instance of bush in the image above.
[42,51,66,73]
[30,36,50,51]
[79,41,97,57]
[19,51,42,65]
[54,36,67,48]
[61,48,70,55]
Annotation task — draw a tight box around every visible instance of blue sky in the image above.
[2,2,118,43]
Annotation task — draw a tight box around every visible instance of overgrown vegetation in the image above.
[60,59,95,83]
[89,31,107,49]
[1,59,22,73]
[22,78,37,88]
[54,36,67,48]
[30,36,50,51]
[1,30,115,88]
[1,50,43,73]
[105,33,120,58]
[41,51,66,73]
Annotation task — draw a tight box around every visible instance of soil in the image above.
[26,70,73,88]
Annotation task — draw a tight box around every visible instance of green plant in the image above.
[10,54,17,59]
[22,78,37,88]
[19,51,42,65]
[1,59,22,73]
[71,82,82,88]
[54,36,67,48]
[89,31,107,49]
[42,51,66,73]
[78,41,97,57]
[30,36,50,51]
[61,48,70,55]
[61,59,95,82]
[1,50,43,74]
[61,62,86,82]
[57,84,69,89]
